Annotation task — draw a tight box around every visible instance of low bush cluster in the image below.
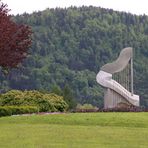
[0,90,68,117]
[0,106,38,117]
[75,104,99,112]
[74,104,147,112]
[99,106,146,112]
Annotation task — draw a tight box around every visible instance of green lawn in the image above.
[0,112,148,148]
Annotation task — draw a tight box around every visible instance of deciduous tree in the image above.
[0,1,32,69]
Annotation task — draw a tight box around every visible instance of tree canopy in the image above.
[0,1,32,68]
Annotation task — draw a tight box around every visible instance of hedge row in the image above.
[0,90,68,113]
[100,106,146,112]
[0,106,39,117]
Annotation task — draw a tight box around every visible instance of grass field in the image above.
[0,112,148,148]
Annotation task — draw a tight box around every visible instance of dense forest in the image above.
[0,6,148,108]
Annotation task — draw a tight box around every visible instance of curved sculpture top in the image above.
[101,47,133,74]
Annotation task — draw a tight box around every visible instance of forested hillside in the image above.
[1,6,148,107]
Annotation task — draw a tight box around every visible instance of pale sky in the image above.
[2,0,148,15]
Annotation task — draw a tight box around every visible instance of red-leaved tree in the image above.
[0,1,32,69]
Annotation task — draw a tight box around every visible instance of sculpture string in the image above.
[96,47,139,109]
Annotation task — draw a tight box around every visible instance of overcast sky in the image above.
[2,0,148,15]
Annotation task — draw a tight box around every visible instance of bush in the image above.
[0,106,39,117]
[43,93,69,112]
[75,103,99,112]
[100,106,145,112]
[0,90,68,113]
[0,90,25,106]
[0,106,12,116]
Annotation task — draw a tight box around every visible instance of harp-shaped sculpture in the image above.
[96,47,139,109]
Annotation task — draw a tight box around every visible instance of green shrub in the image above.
[0,106,12,116]
[0,106,39,117]
[0,90,25,106]
[76,104,98,112]
[43,93,69,112]
[0,90,68,113]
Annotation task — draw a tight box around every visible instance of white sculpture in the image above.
[96,47,139,109]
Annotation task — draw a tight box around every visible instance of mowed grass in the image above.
[0,112,148,148]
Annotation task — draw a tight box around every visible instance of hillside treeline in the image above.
[0,6,148,107]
